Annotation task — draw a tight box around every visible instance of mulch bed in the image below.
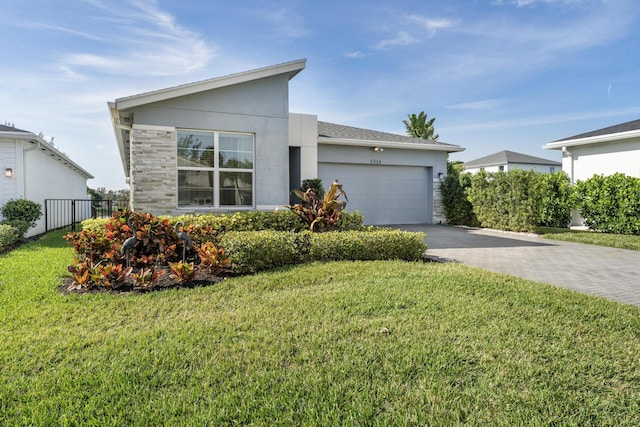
[59,267,227,295]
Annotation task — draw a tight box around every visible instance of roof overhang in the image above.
[318,136,465,153]
[1,130,94,179]
[543,128,640,150]
[113,59,306,110]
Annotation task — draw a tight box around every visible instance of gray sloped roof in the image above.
[555,118,640,142]
[0,124,30,133]
[318,120,460,148]
[464,150,561,168]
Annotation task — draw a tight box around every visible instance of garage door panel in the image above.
[318,163,432,225]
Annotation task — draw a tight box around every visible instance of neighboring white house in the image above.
[542,118,640,184]
[463,150,561,174]
[108,59,464,225]
[1,124,94,236]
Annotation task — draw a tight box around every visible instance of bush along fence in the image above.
[441,166,640,235]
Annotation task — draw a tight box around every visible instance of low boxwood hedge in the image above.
[81,210,366,235]
[220,230,427,274]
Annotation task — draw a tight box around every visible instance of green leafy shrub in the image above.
[467,169,541,232]
[0,223,20,248]
[538,171,573,228]
[219,231,301,274]
[441,163,478,226]
[0,199,42,237]
[220,229,426,274]
[309,230,426,262]
[82,210,365,235]
[574,173,640,235]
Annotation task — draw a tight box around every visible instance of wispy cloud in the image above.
[344,51,366,59]
[54,0,215,78]
[375,31,418,49]
[447,99,506,110]
[406,15,456,36]
[261,7,311,39]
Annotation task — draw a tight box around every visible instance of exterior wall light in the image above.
[5,168,12,177]
[438,172,444,180]
[373,146,384,152]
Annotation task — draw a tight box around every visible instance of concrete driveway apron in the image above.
[398,224,640,307]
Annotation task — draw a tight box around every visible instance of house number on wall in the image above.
[370,159,382,165]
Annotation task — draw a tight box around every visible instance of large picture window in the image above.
[177,130,254,208]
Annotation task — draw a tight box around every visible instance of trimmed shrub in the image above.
[309,230,426,262]
[0,224,20,248]
[220,229,427,274]
[538,171,573,228]
[0,219,30,238]
[574,173,640,235]
[0,199,42,237]
[219,231,302,273]
[82,210,365,235]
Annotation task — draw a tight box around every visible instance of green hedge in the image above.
[82,210,365,235]
[441,164,478,226]
[574,173,640,235]
[467,169,541,232]
[0,224,20,248]
[538,172,573,228]
[220,230,427,274]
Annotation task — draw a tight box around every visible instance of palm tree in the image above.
[403,111,439,141]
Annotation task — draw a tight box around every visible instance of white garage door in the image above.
[318,163,432,225]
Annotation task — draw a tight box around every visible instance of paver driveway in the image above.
[399,224,640,307]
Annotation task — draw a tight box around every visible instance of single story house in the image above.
[542,118,640,184]
[1,124,94,236]
[108,59,464,225]
[463,150,561,174]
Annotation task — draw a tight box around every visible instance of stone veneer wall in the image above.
[129,125,177,215]
[432,178,446,224]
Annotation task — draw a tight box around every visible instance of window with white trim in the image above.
[177,129,254,207]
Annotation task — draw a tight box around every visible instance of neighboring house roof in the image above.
[464,150,561,169]
[317,121,464,153]
[543,118,640,150]
[0,125,94,179]
[0,124,30,133]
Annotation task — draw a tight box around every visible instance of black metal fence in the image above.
[44,199,129,232]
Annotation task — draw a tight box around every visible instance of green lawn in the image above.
[537,227,640,251]
[2,231,640,425]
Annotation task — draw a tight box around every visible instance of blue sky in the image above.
[2,0,640,190]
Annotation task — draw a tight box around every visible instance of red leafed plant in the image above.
[286,180,349,232]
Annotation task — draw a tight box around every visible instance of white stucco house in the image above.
[542,118,640,184]
[1,124,94,236]
[108,59,464,225]
[463,150,561,174]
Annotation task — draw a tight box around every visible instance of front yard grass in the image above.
[1,231,640,425]
[537,226,640,251]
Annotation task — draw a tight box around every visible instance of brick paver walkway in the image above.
[400,224,640,307]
